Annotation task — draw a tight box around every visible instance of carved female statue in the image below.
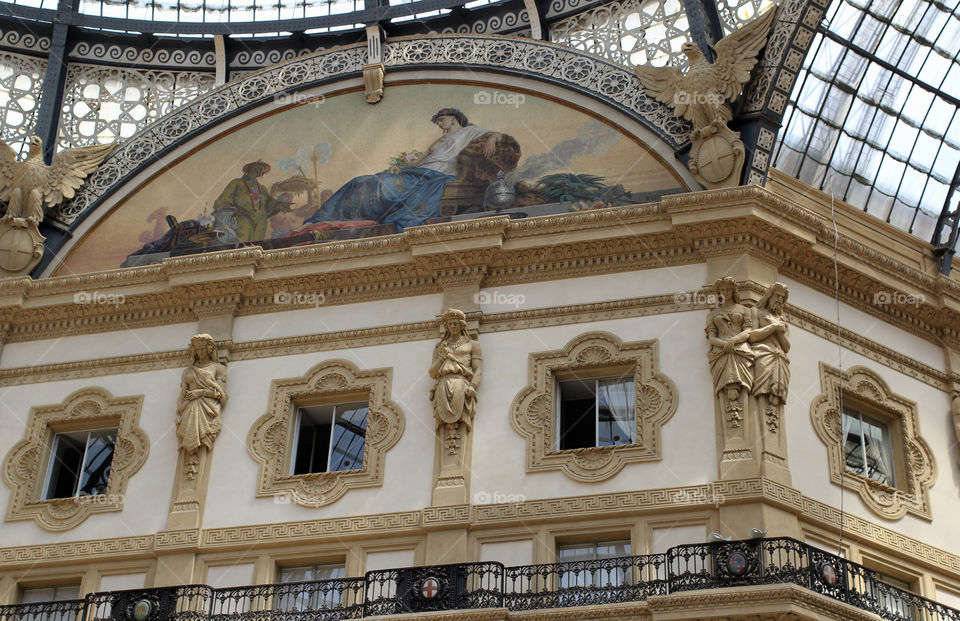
[749,283,790,404]
[705,277,754,403]
[429,309,483,430]
[177,334,228,477]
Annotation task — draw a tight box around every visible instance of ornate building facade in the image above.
[0,0,958,619]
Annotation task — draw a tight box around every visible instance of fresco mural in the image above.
[55,83,689,275]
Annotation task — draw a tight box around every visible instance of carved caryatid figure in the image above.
[429,309,483,431]
[705,277,754,426]
[177,334,228,478]
[749,283,790,431]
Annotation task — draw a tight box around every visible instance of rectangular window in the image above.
[43,429,116,500]
[557,376,634,450]
[557,540,632,589]
[276,563,346,611]
[842,407,895,486]
[19,585,82,621]
[292,403,368,475]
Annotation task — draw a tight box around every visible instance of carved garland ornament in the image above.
[1,387,149,531]
[810,364,936,520]
[510,332,677,482]
[247,359,405,508]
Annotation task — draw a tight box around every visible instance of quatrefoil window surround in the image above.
[811,364,936,520]
[511,332,678,482]
[247,360,405,508]
[2,388,149,531]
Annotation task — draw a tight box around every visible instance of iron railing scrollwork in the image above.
[3,538,960,620]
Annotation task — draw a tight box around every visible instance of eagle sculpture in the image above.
[635,7,777,138]
[0,136,115,227]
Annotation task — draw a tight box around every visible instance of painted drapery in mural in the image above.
[56,84,687,275]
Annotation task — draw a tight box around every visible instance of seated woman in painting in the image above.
[301,108,519,231]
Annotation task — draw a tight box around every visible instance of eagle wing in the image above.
[635,65,688,119]
[711,7,778,101]
[0,140,21,202]
[42,142,115,206]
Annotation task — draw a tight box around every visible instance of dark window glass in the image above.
[44,429,115,499]
[292,403,367,475]
[842,407,895,486]
[558,376,634,450]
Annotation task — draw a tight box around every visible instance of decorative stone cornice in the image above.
[1,479,959,580]
[0,299,949,393]
[646,583,878,621]
[2,185,957,347]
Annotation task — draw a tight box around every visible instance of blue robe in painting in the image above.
[305,124,491,230]
[305,167,457,230]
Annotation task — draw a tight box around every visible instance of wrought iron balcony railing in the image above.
[3,538,959,621]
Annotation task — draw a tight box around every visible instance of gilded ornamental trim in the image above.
[510,332,677,482]
[1,387,149,531]
[247,359,405,508]
[811,364,936,520]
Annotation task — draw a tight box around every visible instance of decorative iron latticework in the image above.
[2,539,959,620]
[715,0,774,33]
[57,62,216,149]
[0,51,47,158]
[548,0,693,69]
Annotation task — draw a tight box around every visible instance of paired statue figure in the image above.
[705,278,790,431]
[176,334,228,479]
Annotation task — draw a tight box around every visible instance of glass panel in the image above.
[558,379,597,450]
[329,404,367,472]
[842,410,865,477]
[277,564,345,611]
[596,377,635,446]
[45,433,85,499]
[862,416,894,485]
[78,429,115,496]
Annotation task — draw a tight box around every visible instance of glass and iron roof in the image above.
[773,0,960,245]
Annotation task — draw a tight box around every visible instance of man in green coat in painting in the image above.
[213,160,291,242]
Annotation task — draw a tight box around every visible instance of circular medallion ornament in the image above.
[131,599,153,621]
[820,563,839,587]
[725,551,748,576]
[694,134,737,184]
[420,576,442,600]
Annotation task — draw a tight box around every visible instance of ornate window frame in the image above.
[248,360,405,508]
[1,387,149,531]
[510,332,677,482]
[811,364,936,520]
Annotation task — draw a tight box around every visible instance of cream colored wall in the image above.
[780,276,945,372]
[202,342,437,530]
[0,322,199,368]
[474,264,707,313]
[472,312,716,501]
[232,294,444,341]
[786,326,957,546]
[0,369,180,545]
